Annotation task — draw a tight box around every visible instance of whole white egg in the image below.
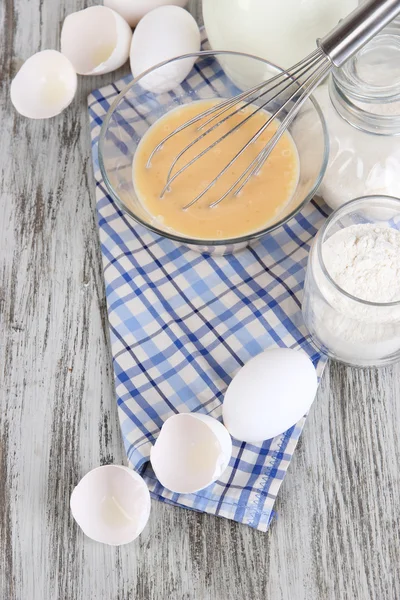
[222,349,318,443]
[104,0,189,28]
[130,5,201,94]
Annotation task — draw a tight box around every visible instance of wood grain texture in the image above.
[1,1,400,598]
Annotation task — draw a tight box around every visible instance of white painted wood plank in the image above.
[1,0,400,598]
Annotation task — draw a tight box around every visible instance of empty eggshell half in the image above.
[61,6,132,75]
[10,50,77,119]
[104,0,189,28]
[130,5,201,93]
[223,348,318,443]
[150,413,232,494]
[70,465,151,545]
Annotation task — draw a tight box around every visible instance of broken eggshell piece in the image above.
[150,413,232,494]
[61,6,132,75]
[10,50,77,119]
[70,465,151,545]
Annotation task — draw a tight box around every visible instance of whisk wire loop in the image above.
[179,51,330,209]
[208,58,331,209]
[162,50,326,192]
[147,49,324,170]
[232,60,332,200]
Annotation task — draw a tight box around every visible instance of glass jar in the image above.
[202,0,357,69]
[313,28,400,210]
[302,196,400,367]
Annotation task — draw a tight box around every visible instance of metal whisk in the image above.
[148,0,400,209]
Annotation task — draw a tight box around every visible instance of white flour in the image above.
[323,224,400,303]
[309,224,400,363]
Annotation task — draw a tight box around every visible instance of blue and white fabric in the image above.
[88,35,328,532]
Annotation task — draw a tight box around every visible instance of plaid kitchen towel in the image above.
[88,35,328,532]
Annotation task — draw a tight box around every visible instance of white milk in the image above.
[203,0,357,69]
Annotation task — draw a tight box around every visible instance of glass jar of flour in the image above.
[313,27,400,210]
[302,196,400,367]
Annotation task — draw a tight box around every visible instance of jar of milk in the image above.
[313,27,400,210]
[203,0,357,69]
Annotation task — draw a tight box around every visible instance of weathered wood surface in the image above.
[1,1,400,598]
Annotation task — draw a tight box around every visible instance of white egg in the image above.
[150,413,232,494]
[222,349,318,443]
[70,465,151,545]
[10,50,77,119]
[61,6,132,75]
[104,0,189,27]
[130,5,201,94]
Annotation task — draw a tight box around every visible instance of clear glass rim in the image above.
[329,76,400,136]
[316,195,400,308]
[98,50,330,247]
[330,28,400,136]
[332,30,400,104]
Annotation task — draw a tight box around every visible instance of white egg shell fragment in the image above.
[150,413,232,494]
[70,465,151,545]
[61,6,132,75]
[104,0,189,27]
[222,349,318,443]
[130,5,201,93]
[10,50,77,119]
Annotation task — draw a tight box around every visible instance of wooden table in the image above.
[2,1,400,598]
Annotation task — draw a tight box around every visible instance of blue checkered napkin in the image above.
[88,39,328,532]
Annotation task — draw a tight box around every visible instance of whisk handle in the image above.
[318,0,400,67]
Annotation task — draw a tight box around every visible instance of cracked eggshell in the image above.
[70,465,151,545]
[150,413,232,494]
[61,6,132,75]
[130,5,201,93]
[222,349,318,443]
[104,0,189,27]
[10,50,77,119]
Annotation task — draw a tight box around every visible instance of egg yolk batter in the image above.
[132,100,300,240]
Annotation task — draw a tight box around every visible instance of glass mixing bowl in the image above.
[99,51,329,254]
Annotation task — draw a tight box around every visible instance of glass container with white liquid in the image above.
[313,26,400,210]
[203,0,357,69]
